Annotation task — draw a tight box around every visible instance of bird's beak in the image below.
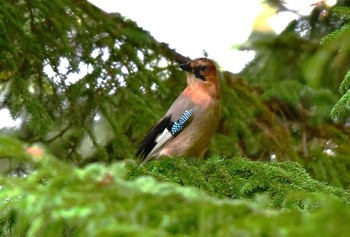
[179,62,192,72]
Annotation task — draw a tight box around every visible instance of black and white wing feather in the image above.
[136,109,194,163]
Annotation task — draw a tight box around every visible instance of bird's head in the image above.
[180,58,217,83]
[179,58,220,98]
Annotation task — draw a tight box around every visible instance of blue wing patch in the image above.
[171,109,194,136]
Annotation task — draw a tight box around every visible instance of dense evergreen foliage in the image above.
[0,141,350,236]
[238,1,350,188]
[1,0,350,236]
[0,0,188,163]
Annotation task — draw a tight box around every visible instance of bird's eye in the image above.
[199,65,207,71]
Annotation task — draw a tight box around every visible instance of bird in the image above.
[136,58,221,164]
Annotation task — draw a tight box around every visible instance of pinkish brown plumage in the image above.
[137,58,221,164]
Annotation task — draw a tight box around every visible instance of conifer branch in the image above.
[45,125,72,143]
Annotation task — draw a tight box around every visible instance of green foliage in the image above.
[127,157,350,207]
[262,80,304,106]
[0,0,184,162]
[1,0,350,190]
[1,1,350,235]
[318,6,350,119]
[1,4,350,236]
[332,5,350,19]
[320,23,350,46]
[1,150,350,236]
[0,135,27,160]
[239,2,350,189]
[331,89,350,119]
[339,70,350,95]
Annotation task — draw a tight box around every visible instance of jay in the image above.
[137,58,221,164]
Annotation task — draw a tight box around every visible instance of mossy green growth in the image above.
[0,154,350,236]
[126,157,350,208]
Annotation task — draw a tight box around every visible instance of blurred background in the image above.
[1,0,350,188]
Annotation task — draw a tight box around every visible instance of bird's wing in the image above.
[137,109,194,164]
[136,115,171,161]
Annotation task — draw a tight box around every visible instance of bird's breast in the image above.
[160,86,220,158]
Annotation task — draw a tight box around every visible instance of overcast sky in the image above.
[89,0,267,72]
[88,0,335,72]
